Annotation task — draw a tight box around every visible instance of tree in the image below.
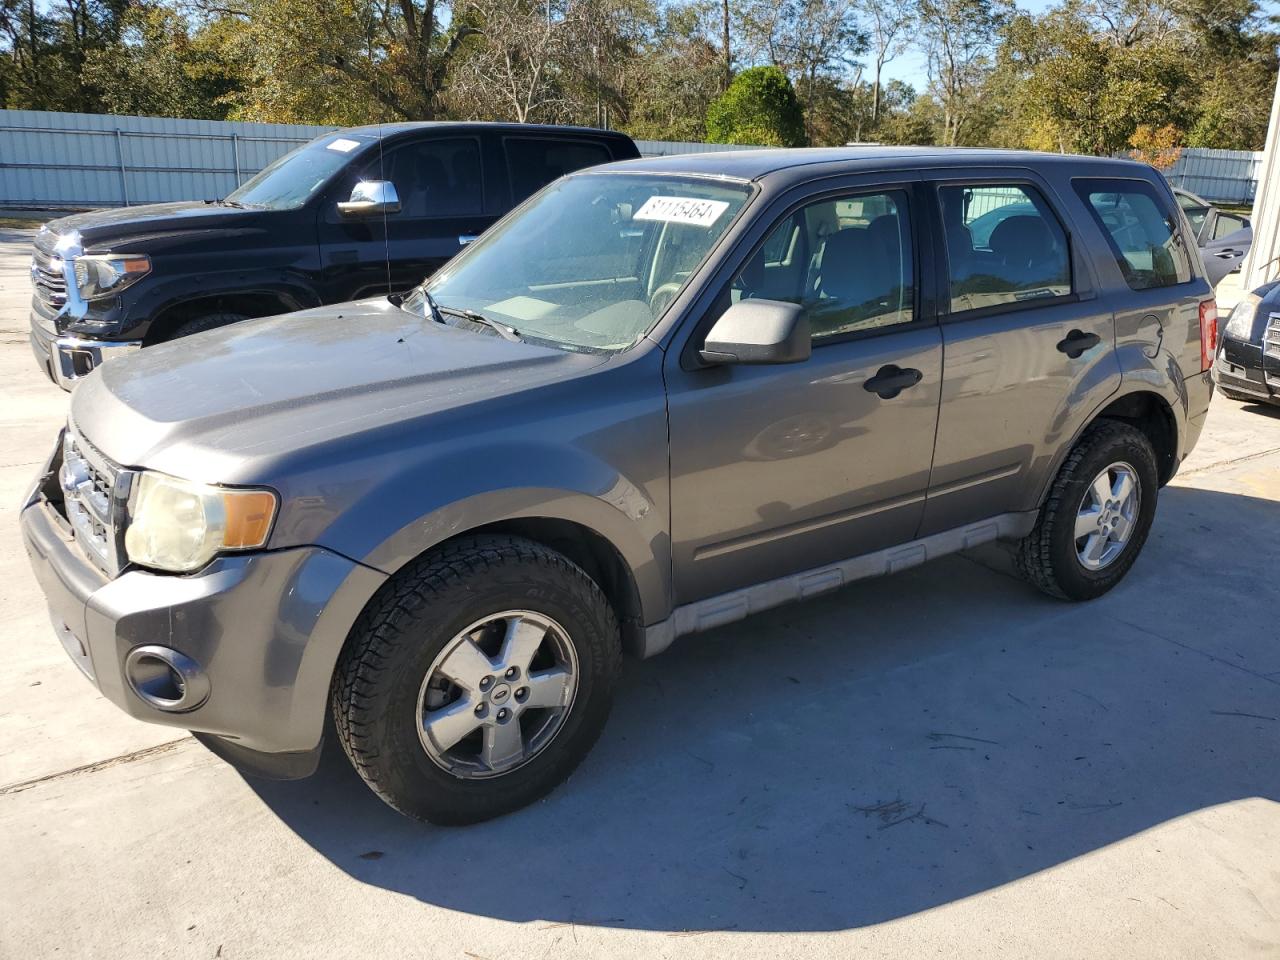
[918,0,1012,145]
[447,0,575,123]
[855,0,915,126]
[82,4,239,119]
[705,64,807,145]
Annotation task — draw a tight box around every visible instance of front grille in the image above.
[1265,313,1280,360]
[31,247,68,308]
[59,427,125,576]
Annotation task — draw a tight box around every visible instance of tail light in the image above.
[1199,299,1217,371]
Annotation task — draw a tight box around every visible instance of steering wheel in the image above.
[648,282,683,318]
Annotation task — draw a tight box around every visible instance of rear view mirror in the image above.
[338,180,401,218]
[699,299,810,365]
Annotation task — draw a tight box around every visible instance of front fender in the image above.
[363,483,670,626]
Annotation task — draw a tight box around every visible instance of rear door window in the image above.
[939,183,1072,314]
[505,138,614,204]
[1073,179,1193,290]
[1212,212,1247,241]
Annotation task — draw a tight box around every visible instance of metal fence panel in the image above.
[0,110,1264,209]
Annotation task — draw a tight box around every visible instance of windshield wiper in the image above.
[438,305,522,342]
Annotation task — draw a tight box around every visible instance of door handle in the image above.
[458,234,479,246]
[863,364,923,399]
[1056,329,1100,359]
[1214,249,1241,258]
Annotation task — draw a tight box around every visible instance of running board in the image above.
[640,511,1038,658]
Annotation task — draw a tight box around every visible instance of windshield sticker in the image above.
[634,196,730,227]
[326,137,361,153]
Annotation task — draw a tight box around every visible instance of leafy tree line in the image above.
[0,0,1275,154]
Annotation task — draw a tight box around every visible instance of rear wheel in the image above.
[1017,420,1159,601]
[331,535,622,824]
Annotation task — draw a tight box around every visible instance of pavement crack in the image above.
[1105,614,1280,688]
[0,738,191,796]
[1178,445,1280,476]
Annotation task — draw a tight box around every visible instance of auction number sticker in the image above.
[326,137,362,153]
[634,196,730,227]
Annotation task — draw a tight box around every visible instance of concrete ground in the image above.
[0,227,1277,959]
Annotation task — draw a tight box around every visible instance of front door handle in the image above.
[1056,329,1100,358]
[1214,249,1241,258]
[458,234,479,246]
[863,364,923,399]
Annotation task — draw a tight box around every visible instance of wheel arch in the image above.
[1037,386,1184,507]
[143,289,313,344]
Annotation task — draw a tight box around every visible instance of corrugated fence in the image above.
[0,108,1261,209]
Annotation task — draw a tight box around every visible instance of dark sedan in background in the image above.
[1215,280,1280,407]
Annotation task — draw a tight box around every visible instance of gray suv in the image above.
[21,148,1217,824]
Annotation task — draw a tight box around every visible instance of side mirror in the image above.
[338,180,401,218]
[699,299,810,366]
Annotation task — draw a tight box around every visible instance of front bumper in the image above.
[1213,335,1278,405]
[20,478,386,778]
[30,309,141,391]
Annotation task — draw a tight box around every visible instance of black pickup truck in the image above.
[29,122,639,388]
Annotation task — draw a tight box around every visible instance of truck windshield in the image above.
[405,173,753,352]
[224,134,377,210]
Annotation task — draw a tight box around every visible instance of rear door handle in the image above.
[1214,249,1241,258]
[863,364,923,399]
[1056,329,1100,358]
[458,234,479,246]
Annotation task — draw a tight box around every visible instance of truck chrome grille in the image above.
[31,247,68,308]
[59,427,125,576]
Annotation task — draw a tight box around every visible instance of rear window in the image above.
[505,138,614,204]
[1074,179,1193,290]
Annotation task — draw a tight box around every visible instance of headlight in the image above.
[124,472,277,573]
[72,254,151,301]
[1223,292,1261,341]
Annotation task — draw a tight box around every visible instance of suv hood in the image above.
[70,298,608,481]
[46,201,256,248]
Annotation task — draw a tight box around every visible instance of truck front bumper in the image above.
[30,310,141,391]
[20,478,386,778]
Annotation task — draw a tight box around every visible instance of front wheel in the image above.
[1017,420,1159,601]
[331,536,622,824]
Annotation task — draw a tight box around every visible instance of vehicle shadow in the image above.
[242,484,1279,933]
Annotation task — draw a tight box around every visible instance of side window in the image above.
[382,138,483,218]
[730,190,915,341]
[1177,193,1211,236]
[939,183,1072,313]
[1212,213,1247,241]
[1073,179,1193,290]
[506,139,613,204]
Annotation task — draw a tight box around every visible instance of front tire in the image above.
[331,536,622,824]
[1017,420,1159,601]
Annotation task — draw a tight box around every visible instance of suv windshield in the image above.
[225,133,378,210]
[405,173,752,351]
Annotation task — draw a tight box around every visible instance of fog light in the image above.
[124,645,210,712]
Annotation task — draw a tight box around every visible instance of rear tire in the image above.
[331,535,622,825]
[1017,420,1159,601]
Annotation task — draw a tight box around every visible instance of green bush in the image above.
[706,66,807,148]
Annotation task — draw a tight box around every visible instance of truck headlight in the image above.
[72,254,151,301]
[1223,293,1261,342]
[125,472,277,573]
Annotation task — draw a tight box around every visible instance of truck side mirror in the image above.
[338,180,401,218]
[699,299,811,365]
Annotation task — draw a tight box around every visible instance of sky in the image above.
[878,0,1059,90]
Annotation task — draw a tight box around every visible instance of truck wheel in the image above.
[166,312,247,341]
[331,535,622,824]
[1017,420,1159,601]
